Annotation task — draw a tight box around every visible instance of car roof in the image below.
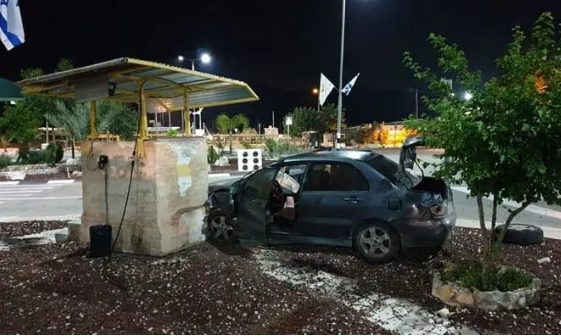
[281,149,382,163]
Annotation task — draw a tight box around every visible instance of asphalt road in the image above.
[1,150,561,230]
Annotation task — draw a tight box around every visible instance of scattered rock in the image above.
[214,156,230,166]
[437,308,451,317]
[538,257,551,264]
[66,158,78,165]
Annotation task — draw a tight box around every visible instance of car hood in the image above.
[208,177,241,193]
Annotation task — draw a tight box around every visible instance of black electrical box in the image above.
[88,225,112,258]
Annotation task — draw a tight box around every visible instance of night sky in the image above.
[2,0,561,129]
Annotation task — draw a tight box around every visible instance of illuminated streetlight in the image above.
[201,53,212,64]
[464,92,473,101]
[312,88,319,95]
[177,52,213,70]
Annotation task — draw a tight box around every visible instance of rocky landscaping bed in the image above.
[0,162,81,182]
[1,224,560,334]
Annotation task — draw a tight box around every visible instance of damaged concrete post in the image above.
[79,137,209,256]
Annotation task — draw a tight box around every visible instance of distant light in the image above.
[312,88,319,95]
[9,100,16,105]
[201,53,211,64]
[177,55,184,62]
[464,92,473,101]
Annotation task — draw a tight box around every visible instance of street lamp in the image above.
[464,92,473,101]
[177,52,212,70]
[312,88,320,111]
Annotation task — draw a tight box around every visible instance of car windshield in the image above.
[366,155,421,189]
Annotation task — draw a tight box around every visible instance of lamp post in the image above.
[177,52,212,71]
[336,0,347,149]
[415,88,419,119]
[312,87,319,111]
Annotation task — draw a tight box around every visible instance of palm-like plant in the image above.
[45,101,90,159]
[216,113,249,153]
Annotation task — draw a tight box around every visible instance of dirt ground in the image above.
[1,222,561,334]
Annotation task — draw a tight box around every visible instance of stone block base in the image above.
[80,138,209,256]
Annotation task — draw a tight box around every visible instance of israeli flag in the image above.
[342,73,360,96]
[0,0,25,51]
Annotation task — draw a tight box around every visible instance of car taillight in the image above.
[430,200,448,218]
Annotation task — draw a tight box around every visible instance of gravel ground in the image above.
[1,223,561,334]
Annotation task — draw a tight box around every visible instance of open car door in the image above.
[235,167,279,244]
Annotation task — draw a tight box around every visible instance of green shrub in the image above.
[443,260,533,292]
[241,141,252,149]
[207,145,220,164]
[166,129,179,137]
[0,155,11,169]
[265,139,278,156]
[496,266,534,292]
[44,143,64,165]
[26,150,46,164]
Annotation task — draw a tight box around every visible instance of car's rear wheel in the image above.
[353,222,400,263]
[208,208,235,243]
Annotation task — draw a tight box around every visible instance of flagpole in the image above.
[336,0,346,149]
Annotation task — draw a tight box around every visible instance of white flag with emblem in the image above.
[342,73,360,95]
[319,73,335,106]
[0,0,24,51]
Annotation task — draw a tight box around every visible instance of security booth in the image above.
[18,58,259,256]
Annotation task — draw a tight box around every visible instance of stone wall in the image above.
[80,138,208,256]
[432,269,541,311]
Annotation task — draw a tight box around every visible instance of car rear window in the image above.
[366,155,399,183]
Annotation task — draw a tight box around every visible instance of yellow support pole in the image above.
[89,101,98,139]
[183,89,191,136]
[137,82,149,158]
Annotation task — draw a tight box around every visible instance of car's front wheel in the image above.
[353,222,400,263]
[207,208,235,243]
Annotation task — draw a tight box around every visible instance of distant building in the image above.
[264,126,279,136]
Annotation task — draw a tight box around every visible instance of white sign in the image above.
[285,116,293,126]
[237,149,262,172]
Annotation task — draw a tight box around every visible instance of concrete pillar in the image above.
[80,137,208,256]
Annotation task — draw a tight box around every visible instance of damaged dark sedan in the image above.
[207,138,456,262]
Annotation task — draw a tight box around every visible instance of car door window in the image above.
[243,168,278,198]
[275,164,307,194]
[305,163,368,191]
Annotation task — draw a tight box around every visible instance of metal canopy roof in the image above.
[0,77,23,101]
[17,57,259,111]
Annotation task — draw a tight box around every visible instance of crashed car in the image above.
[206,138,456,262]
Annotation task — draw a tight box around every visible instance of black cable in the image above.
[101,96,142,291]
